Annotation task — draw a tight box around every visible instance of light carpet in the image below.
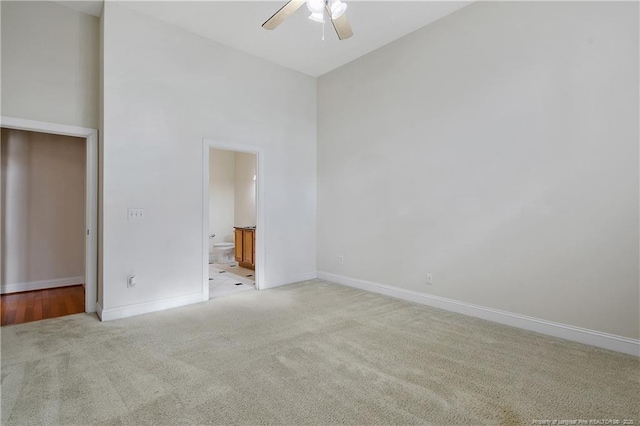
[1,280,638,425]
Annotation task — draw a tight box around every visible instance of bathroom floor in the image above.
[213,262,255,280]
[209,263,255,299]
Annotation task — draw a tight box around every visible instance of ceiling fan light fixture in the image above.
[306,0,325,14]
[262,0,353,40]
[308,11,325,23]
[330,0,347,19]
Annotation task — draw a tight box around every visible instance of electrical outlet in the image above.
[426,273,433,285]
[338,255,344,265]
[128,208,145,221]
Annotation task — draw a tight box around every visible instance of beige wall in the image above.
[234,152,257,228]
[1,129,86,290]
[209,149,236,244]
[317,1,639,339]
[1,1,99,128]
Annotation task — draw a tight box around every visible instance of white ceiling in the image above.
[51,1,471,76]
[115,1,472,77]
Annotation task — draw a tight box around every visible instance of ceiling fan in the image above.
[262,0,353,40]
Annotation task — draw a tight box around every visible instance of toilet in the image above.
[212,242,235,264]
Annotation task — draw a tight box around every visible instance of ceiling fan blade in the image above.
[262,0,306,30]
[330,11,353,40]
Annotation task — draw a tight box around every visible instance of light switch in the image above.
[128,208,145,221]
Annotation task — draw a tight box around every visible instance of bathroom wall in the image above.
[234,152,257,227]
[1,129,86,292]
[209,149,236,244]
[209,150,257,250]
[317,1,639,339]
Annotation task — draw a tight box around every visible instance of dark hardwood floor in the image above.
[1,285,85,326]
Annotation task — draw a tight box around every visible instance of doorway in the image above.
[202,139,265,301]
[0,117,98,322]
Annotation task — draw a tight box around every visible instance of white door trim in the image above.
[202,139,265,301]
[0,116,99,313]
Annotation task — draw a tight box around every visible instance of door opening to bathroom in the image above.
[203,142,261,300]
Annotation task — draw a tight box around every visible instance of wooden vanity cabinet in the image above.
[234,229,243,262]
[234,228,255,270]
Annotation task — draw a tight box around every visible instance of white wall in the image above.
[0,1,99,128]
[101,2,316,312]
[1,129,85,291]
[98,5,105,307]
[317,1,639,339]
[209,149,235,244]
[234,152,257,228]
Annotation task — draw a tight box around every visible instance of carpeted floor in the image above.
[1,280,639,425]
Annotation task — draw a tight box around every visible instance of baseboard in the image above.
[98,293,203,321]
[317,271,639,357]
[264,271,318,290]
[96,302,104,320]
[1,276,84,294]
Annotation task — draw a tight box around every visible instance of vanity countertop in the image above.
[234,226,256,230]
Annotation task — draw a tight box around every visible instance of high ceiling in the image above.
[55,1,472,77]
